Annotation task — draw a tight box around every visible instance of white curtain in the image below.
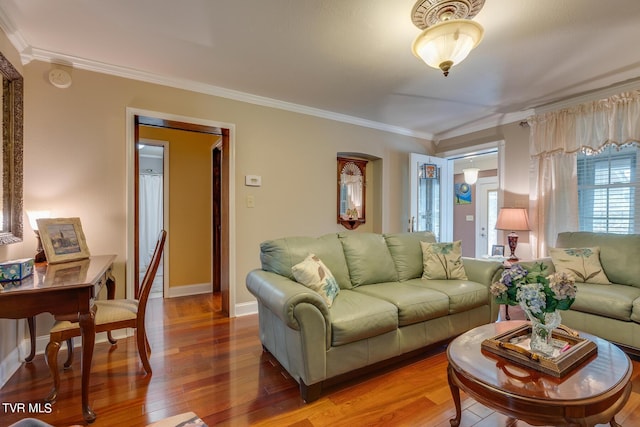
[528,90,640,257]
[139,174,163,270]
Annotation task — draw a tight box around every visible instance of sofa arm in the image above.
[246,269,331,331]
[462,257,505,287]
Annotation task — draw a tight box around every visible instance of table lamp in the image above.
[27,210,51,263]
[495,207,530,261]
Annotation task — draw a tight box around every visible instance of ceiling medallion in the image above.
[411,0,485,29]
[411,0,486,76]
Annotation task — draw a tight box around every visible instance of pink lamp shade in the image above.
[495,208,530,261]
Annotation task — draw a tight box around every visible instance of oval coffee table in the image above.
[447,321,633,427]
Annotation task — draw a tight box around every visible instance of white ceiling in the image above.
[1,0,640,141]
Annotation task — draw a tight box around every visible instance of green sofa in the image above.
[525,231,640,354]
[246,232,504,401]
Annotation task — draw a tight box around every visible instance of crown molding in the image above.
[531,77,640,114]
[15,41,436,141]
[0,9,29,55]
[434,109,534,142]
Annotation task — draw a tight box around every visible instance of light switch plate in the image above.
[466,215,474,221]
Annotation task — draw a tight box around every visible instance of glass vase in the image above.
[520,304,562,356]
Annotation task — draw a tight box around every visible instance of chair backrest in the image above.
[137,230,167,314]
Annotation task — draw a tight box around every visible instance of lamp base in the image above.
[507,232,519,262]
[35,249,46,263]
[34,232,47,263]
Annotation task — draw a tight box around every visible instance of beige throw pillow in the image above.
[291,254,340,307]
[420,241,468,280]
[549,247,610,284]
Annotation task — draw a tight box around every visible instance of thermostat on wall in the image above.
[245,175,262,187]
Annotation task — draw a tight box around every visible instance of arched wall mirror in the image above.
[337,157,367,230]
[0,51,24,244]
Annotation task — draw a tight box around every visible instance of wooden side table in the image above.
[447,321,632,426]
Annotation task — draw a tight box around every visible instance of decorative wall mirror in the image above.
[0,52,24,244]
[337,157,367,230]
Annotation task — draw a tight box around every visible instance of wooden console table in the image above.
[0,255,116,423]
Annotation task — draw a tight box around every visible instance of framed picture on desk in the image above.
[36,217,90,264]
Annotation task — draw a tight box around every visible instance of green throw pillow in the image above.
[291,254,340,307]
[549,247,610,284]
[421,241,467,280]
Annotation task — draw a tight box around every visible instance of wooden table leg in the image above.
[447,364,462,427]
[44,340,61,403]
[79,306,97,423]
[25,316,36,362]
[105,273,117,344]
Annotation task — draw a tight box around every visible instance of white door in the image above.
[475,176,499,257]
[409,153,452,241]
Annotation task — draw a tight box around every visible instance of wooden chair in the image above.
[45,230,166,402]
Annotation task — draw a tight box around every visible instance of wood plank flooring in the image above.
[1,295,639,426]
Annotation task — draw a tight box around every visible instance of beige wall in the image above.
[0,29,433,364]
[438,122,533,260]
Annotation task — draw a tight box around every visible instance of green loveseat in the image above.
[525,231,640,354]
[246,232,504,401]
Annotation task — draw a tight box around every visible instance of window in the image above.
[577,144,639,234]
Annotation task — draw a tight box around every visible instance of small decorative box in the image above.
[0,258,35,282]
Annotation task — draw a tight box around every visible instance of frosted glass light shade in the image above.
[412,19,484,76]
[463,167,479,184]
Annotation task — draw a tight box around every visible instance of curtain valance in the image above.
[528,90,640,158]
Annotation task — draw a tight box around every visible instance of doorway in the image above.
[126,108,236,316]
[138,140,167,298]
[447,143,502,257]
[475,177,499,257]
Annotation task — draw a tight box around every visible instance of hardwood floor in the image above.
[1,295,639,426]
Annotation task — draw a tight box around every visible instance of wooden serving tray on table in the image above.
[481,323,598,377]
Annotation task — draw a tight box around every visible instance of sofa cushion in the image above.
[291,254,340,307]
[555,232,640,288]
[407,278,488,314]
[338,232,398,287]
[549,247,610,285]
[329,290,398,346]
[353,281,449,326]
[384,232,436,281]
[570,282,640,321]
[260,234,353,289]
[421,241,467,280]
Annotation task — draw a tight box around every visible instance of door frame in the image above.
[126,107,237,316]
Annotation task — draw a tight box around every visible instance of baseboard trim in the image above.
[235,301,258,317]
[166,283,211,298]
[0,344,23,390]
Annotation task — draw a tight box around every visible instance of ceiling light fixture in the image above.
[411,0,485,76]
[463,166,479,185]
